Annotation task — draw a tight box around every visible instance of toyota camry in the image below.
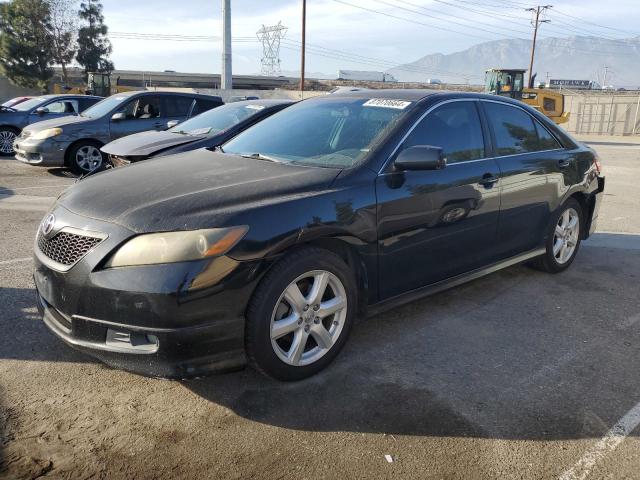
[33,90,604,381]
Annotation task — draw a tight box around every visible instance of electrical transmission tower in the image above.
[256,22,287,76]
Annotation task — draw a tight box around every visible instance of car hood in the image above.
[57,149,342,232]
[101,130,205,157]
[22,114,88,132]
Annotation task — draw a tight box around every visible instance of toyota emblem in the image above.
[41,214,55,236]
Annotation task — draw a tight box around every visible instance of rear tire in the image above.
[0,126,19,156]
[66,140,106,175]
[530,197,583,273]
[245,247,357,381]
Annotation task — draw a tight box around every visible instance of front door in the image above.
[109,95,165,140]
[376,100,501,299]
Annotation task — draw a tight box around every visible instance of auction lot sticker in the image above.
[363,98,412,109]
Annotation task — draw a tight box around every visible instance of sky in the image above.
[101,0,640,81]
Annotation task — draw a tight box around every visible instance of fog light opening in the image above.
[106,329,159,353]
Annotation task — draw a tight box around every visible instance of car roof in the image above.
[113,90,222,101]
[229,99,295,107]
[32,94,102,100]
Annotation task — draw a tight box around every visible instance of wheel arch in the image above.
[567,190,595,240]
[64,137,105,167]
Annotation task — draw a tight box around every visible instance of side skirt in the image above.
[366,247,545,318]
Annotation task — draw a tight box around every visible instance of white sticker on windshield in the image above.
[245,104,265,110]
[114,97,126,101]
[363,98,411,109]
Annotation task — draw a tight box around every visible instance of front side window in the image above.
[43,100,78,114]
[223,97,410,168]
[14,97,49,111]
[484,102,540,155]
[115,96,162,120]
[401,101,485,163]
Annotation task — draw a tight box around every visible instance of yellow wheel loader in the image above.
[484,68,570,125]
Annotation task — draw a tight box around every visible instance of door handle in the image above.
[479,173,499,187]
[558,158,572,168]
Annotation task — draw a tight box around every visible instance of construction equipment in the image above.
[484,68,570,125]
[53,72,138,97]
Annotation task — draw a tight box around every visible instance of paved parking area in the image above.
[1,136,640,479]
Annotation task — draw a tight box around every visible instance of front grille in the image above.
[38,231,102,266]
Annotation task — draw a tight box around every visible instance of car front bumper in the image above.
[33,205,269,378]
[14,137,69,167]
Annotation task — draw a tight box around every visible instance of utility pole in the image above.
[602,65,610,88]
[526,5,552,87]
[300,0,306,97]
[221,0,232,90]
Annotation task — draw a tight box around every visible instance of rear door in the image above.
[376,99,502,299]
[480,100,568,257]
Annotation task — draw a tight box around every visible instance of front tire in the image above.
[246,248,357,381]
[67,141,106,175]
[0,126,19,156]
[531,198,583,273]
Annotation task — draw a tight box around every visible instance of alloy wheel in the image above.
[553,207,580,264]
[75,145,103,172]
[0,130,17,154]
[270,270,348,367]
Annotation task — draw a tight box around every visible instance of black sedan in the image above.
[33,90,605,381]
[100,99,294,167]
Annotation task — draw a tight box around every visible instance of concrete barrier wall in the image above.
[0,77,40,102]
[563,91,640,136]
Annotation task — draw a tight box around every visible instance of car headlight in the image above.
[105,226,248,267]
[32,128,63,140]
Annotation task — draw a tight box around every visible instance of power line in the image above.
[331,0,493,41]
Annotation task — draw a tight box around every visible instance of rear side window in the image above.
[192,99,222,116]
[535,121,561,150]
[164,96,194,117]
[401,101,485,163]
[484,102,540,155]
[78,98,99,112]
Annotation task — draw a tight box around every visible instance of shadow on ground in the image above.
[0,287,92,365]
[185,236,640,440]
[46,168,76,179]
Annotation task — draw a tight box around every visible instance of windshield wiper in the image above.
[238,152,281,163]
[214,145,225,153]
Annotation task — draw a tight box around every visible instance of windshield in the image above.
[80,95,130,119]
[13,97,49,111]
[223,97,411,168]
[170,102,270,136]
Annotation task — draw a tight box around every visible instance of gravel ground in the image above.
[1,135,640,480]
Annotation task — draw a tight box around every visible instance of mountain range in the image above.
[386,35,640,87]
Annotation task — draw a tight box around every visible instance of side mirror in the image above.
[35,107,48,115]
[394,145,446,171]
[166,119,180,129]
[111,112,126,122]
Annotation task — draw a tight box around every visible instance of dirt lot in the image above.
[1,135,640,480]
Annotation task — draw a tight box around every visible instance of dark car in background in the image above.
[33,90,604,381]
[0,94,100,155]
[101,99,294,167]
[14,91,223,174]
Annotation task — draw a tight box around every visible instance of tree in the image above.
[47,0,78,84]
[76,0,113,77]
[0,0,54,92]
